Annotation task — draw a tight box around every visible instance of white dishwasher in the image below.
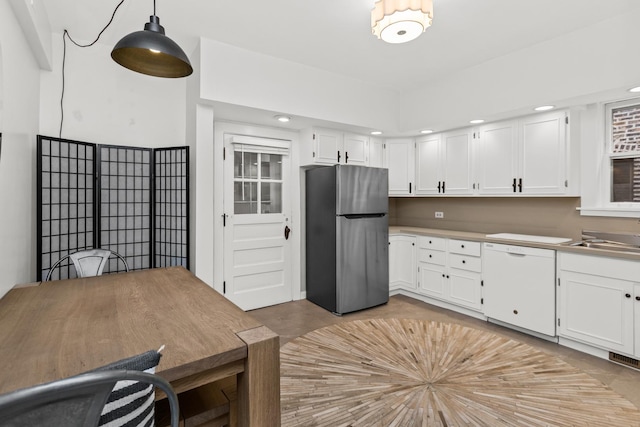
[483,243,556,337]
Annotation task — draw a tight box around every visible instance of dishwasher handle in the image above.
[507,251,526,257]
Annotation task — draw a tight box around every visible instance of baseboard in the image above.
[299,291,307,300]
[487,318,558,343]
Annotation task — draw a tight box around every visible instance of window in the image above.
[233,149,283,214]
[607,99,640,202]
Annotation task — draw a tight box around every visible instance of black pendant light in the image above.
[111,0,192,78]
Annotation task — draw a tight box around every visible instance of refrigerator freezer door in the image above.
[336,165,388,215]
[335,214,389,314]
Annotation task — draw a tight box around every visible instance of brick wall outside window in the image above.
[611,103,640,201]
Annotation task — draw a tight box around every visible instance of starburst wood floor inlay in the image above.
[280,319,640,426]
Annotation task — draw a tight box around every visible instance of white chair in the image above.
[45,249,129,281]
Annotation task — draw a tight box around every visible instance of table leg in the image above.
[236,326,281,427]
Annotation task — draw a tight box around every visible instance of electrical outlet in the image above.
[435,211,444,219]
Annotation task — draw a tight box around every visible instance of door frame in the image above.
[213,121,301,304]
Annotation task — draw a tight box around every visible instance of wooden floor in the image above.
[280,318,640,427]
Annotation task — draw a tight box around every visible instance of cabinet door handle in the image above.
[625,293,631,298]
[437,181,441,193]
[429,240,432,244]
[345,151,349,163]
[337,151,341,163]
[429,254,432,258]
[442,181,445,193]
[636,296,640,301]
[462,260,466,264]
[518,178,523,193]
[512,178,517,192]
[461,244,465,249]
[409,182,412,194]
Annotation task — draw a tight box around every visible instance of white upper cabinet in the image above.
[302,128,369,166]
[387,138,415,196]
[477,111,568,195]
[343,132,368,165]
[520,112,567,194]
[369,137,385,168]
[477,121,518,194]
[416,130,473,195]
[415,134,441,195]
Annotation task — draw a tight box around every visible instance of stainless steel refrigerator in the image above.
[305,165,389,315]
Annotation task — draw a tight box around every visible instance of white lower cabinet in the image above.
[417,236,482,312]
[389,234,416,291]
[636,284,640,357]
[557,252,637,356]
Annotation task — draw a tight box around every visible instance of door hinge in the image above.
[565,116,569,125]
[481,280,484,287]
[564,180,568,188]
[557,278,561,287]
[312,151,316,158]
[223,281,226,294]
[557,318,560,327]
[383,143,386,149]
[223,147,226,160]
[313,133,316,140]
[481,297,484,304]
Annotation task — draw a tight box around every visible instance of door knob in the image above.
[284,225,291,240]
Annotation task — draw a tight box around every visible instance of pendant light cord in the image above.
[60,0,126,138]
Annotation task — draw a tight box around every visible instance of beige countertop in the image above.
[390,226,640,261]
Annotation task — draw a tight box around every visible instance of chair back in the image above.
[45,249,129,281]
[0,370,179,427]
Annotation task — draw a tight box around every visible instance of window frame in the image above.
[580,97,640,218]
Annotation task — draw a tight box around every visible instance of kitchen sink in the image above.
[567,240,640,254]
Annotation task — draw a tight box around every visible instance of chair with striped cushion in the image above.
[0,351,178,427]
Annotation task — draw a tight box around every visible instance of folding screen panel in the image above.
[98,146,152,273]
[37,137,96,281]
[37,136,189,281]
[154,148,190,268]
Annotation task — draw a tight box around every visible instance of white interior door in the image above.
[223,134,292,310]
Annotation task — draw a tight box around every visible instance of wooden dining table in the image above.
[0,266,280,426]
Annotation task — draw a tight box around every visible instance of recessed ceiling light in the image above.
[274,115,291,122]
[629,86,640,93]
[371,131,382,135]
[469,119,484,124]
[534,105,555,111]
[420,129,434,134]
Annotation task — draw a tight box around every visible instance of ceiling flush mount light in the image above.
[629,86,640,93]
[534,105,555,111]
[275,115,291,123]
[421,129,434,134]
[469,119,484,124]
[371,0,433,44]
[111,0,192,78]
[371,131,383,135]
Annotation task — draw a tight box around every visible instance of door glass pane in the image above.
[261,182,282,214]
[261,154,282,179]
[243,152,258,179]
[235,182,258,214]
[234,152,243,178]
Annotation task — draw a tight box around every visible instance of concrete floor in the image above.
[249,294,640,409]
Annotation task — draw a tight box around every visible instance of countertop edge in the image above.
[389,226,640,261]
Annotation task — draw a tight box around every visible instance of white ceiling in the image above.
[44,0,640,93]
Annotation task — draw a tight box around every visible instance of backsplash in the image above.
[389,197,640,240]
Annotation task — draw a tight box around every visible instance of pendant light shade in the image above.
[371,0,433,44]
[111,13,192,78]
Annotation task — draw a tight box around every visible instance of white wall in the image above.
[0,2,42,296]
[399,8,640,133]
[198,38,399,132]
[39,33,187,148]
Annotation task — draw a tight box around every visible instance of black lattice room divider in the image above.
[37,136,189,281]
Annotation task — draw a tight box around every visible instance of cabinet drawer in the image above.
[448,239,481,256]
[418,248,446,265]
[418,236,446,251]
[449,253,482,272]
